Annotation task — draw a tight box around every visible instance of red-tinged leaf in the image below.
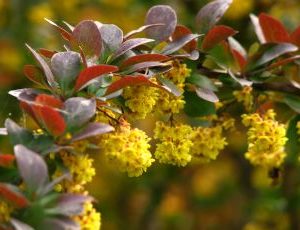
[72,20,102,58]
[259,13,290,43]
[195,87,219,103]
[121,54,169,69]
[106,75,164,95]
[0,154,15,167]
[145,5,177,41]
[23,65,48,88]
[26,44,57,89]
[268,55,300,69]
[124,24,164,40]
[162,34,202,55]
[196,0,232,34]
[75,65,118,91]
[33,105,66,136]
[291,26,300,47]
[172,25,198,52]
[202,25,237,51]
[45,18,72,41]
[35,94,63,109]
[250,14,266,44]
[20,101,37,122]
[122,61,169,74]
[38,48,57,58]
[112,38,154,60]
[231,49,247,70]
[0,183,29,208]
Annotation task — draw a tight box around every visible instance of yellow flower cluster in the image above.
[53,151,96,193]
[99,123,154,177]
[190,126,227,163]
[242,110,287,168]
[155,61,191,114]
[154,121,194,166]
[0,200,13,223]
[95,109,117,124]
[73,201,101,230]
[233,86,254,112]
[123,83,158,120]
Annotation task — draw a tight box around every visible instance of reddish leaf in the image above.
[259,13,290,43]
[268,55,300,70]
[291,26,300,47]
[145,5,177,41]
[124,24,164,40]
[45,18,72,41]
[202,25,237,51]
[23,65,47,87]
[72,20,102,58]
[172,25,198,52]
[106,75,164,95]
[162,34,201,55]
[231,49,247,71]
[122,61,169,74]
[38,48,57,58]
[35,94,63,109]
[0,183,29,208]
[20,101,38,122]
[121,54,169,69]
[0,154,15,167]
[75,65,118,91]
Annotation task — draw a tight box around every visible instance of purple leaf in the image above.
[14,145,49,193]
[8,88,39,102]
[71,122,114,142]
[162,34,202,55]
[196,0,232,33]
[254,43,298,67]
[42,217,79,230]
[5,118,33,146]
[72,20,102,58]
[228,70,252,86]
[145,5,177,41]
[40,173,71,196]
[124,24,164,40]
[26,44,58,89]
[122,61,169,74]
[112,38,154,60]
[195,87,219,103]
[170,50,200,60]
[64,97,96,128]
[98,24,123,52]
[55,194,91,216]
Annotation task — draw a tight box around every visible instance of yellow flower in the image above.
[0,200,13,223]
[99,123,154,177]
[225,0,254,20]
[190,125,227,163]
[155,61,191,114]
[123,82,158,120]
[242,110,287,168]
[233,86,254,112]
[53,152,96,193]
[73,201,101,230]
[154,121,193,166]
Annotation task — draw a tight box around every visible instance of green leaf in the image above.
[184,91,216,117]
[187,74,217,91]
[284,95,300,113]
[286,115,300,163]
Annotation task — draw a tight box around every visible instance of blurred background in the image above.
[0,0,300,229]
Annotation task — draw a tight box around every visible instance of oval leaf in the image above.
[172,25,198,52]
[291,26,300,47]
[45,18,72,41]
[75,65,118,91]
[250,14,266,44]
[145,5,177,41]
[23,65,48,88]
[122,61,169,75]
[98,24,123,52]
[121,54,169,69]
[124,24,164,40]
[0,183,29,208]
[195,87,219,103]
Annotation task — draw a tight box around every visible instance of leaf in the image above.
[0,128,7,135]
[187,74,217,91]
[284,95,300,113]
[196,0,232,34]
[64,97,96,129]
[54,194,91,216]
[98,24,123,52]
[121,61,168,74]
[26,44,57,89]
[162,34,202,55]
[228,37,247,70]
[5,118,33,146]
[45,18,72,41]
[157,75,182,97]
[145,5,177,41]
[195,87,219,103]
[11,219,34,230]
[39,173,71,196]
[71,122,114,142]
[228,70,252,86]
[75,65,118,91]
[268,55,300,70]
[9,88,39,102]
[184,91,216,117]
[39,48,57,58]
[120,54,169,69]
[50,51,81,92]
[23,65,48,88]
[254,43,298,67]
[250,14,266,44]
[0,183,29,208]
[106,75,165,95]
[72,20,102,58]
[258,13,290,43]
[0,154,15,167]
[202,25,237,51]
[290,26,300,47]
[14,145,49,193]
[112,38,154,60]
[286,115,300,163]
[42,217,79,230]
[124,24,164,40]
[172,25,198,52]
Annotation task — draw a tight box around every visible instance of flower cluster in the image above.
[155,61,191,114]
[242,110,288,168]
[73,201,101,230]
[0,200,13,223]
[233,86,254,112]
[99,122,154,177]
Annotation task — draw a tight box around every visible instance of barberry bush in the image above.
[1,0,300,229]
